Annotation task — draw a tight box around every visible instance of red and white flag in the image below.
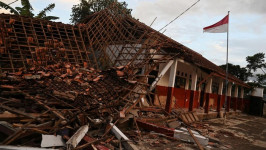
[203,15,229,33]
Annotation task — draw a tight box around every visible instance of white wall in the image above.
[251,87,264,98]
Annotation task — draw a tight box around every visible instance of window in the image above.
[212,82,219,94]
[175,76,186,88]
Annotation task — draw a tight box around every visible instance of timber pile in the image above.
[0,62,210,150]
[0,61,139,149]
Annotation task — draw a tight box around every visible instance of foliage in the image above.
[220,52,266,94]
[15,0,34,17]
[0,1,19,15]
[70,0,132,24]
[35,3,59,20]
[246,52,266,74]
[219,63,251,81]
[256,74,266,86]
[220,52,265,91]
[245,52,266,94]
[0,0,59,21]
[246,52,266,87]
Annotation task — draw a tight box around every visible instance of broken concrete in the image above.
[41,135,65,148]
[174,127,209,146]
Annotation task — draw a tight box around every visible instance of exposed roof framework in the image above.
[0,3,246,86]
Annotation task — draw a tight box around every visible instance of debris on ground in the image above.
[0,60,212,149]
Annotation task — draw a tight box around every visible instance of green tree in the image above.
[246,52,266,74]
[256,74,266,86]
[246,52,266,87]
[219,63,251,81]
[70,0,132,24]
[0,0,59,21]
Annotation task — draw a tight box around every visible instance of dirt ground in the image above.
[203,103,266,150]
[131,104,266,150]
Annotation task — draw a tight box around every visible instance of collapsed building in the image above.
[0,4,250,150]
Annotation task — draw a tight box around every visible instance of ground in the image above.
[131,103,266,150]
[204,104,266,150]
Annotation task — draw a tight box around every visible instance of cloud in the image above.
[212,42,226,53]
[203,37,266,67]
[132,0,266,67]
[0,0,20,14]
[0,0,80,23]
[0,9,11,14]
[134,0,266,17]
[201,0,266,15]
[133,0,199,25]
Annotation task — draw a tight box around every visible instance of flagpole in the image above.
[224,11,230,123]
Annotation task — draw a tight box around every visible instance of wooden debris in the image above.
[66,125,89,149]
[187,127,204,150]
[110,123,139,150]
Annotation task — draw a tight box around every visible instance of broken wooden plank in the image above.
[66,124,89,150]
[192,112,199,121]
[133,116,142,139]
[110,123,139,150]
[188,113,195,122]
[26,96,67,123]
[187,127,204,150]
[185,113,192,123]
[136,119,174,137]
[0,112,48,121]
[180,114,189,124]
[0,104,36,119]
[1,110,49,145]
[137,119,208,146]
[174,127,209,146]
[0,121,16,136]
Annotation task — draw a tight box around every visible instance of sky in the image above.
[1,0,266,68]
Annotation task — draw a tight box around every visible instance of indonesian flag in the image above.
[203,15,229,33]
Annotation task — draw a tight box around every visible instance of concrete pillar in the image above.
[226,82,232,112]
[233,85,239,111]
[227,82,232,96]
[217,80,223,112]
[185,78,189,90]
[218,81,224,95]
[191,72,197,91]
[240,87,244,111]
[165,59,178,113]
[205,78,212,93]
[189,71,197,111]
[240,87,244,99]
[150,60,174,91]
[234,86,238,97]
[204,77,212,113]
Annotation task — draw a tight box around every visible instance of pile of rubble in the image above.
[0,61,135,149]
[0,61,210,150]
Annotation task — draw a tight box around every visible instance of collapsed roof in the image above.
[0,4,247,87]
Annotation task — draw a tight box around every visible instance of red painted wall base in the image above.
[155,85,242,114]
[165,87,174,113]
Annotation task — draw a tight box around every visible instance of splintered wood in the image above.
[0,61,136,147]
